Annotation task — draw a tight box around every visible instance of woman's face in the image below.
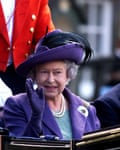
[35,61,68,100]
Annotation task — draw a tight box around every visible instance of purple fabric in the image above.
[4,88,100,139]
[93,83,120,128]
[16,44,83,77]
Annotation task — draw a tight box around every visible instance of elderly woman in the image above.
[3,30,100,140]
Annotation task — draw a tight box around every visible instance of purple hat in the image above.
[16,31,84,77]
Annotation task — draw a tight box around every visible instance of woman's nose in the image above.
[47,72,55,82]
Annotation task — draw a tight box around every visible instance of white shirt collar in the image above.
[1,0,15,42]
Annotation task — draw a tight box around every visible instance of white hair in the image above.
[65,60,79,80]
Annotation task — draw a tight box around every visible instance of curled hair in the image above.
[65,60,79,80]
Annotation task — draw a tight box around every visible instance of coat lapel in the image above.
[70,102,87,139]
[43,102,63,138]
[0,2,9,44]
[42,88,88,140]
[64,88,88,139]
[12,0,30,42]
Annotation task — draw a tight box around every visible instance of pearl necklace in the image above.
[52,95,66,118]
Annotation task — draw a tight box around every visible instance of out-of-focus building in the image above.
[49,0,120,101]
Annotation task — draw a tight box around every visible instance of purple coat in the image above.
[4,88,100,140]
[93,83,120,128]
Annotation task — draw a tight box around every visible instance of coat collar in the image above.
[43,102,63,139]
[43,88,89,139]
[64,88,88,139]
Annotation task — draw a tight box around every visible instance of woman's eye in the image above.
[39,70,48,74]
[54,71,62,75]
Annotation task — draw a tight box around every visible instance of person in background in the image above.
[93,83,120,128]
[3,29,100,140]
[0,0,55,94]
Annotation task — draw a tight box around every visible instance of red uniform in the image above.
[0,0,55,72]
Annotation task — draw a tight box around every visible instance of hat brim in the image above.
[16,44,83,77]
